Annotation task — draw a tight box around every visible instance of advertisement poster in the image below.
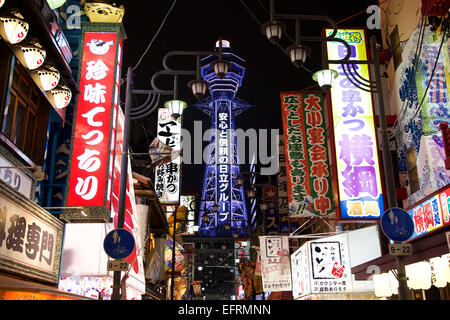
[280,92,334,217]
[326,28,384,219]
[259,236,292,292]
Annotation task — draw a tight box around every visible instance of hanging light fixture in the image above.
[261,20,285,44]
[235,176,244,187]
[211,203,219,213]
[210,58,231,79]
[47,85,72,109]
[46,0,68,9]
[312,69,338,91]
[286,44,311,68]
[31,64,60,91]
[0,0,5,9]
[13,39,46,70]
[188,79,209,100]
[259,202,269,211]
[406,261,432,291]
[164,99,187,120]
[0,10,29,45]
[246,189,256,199]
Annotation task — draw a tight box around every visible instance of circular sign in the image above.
[380,207,415,242]
[103,228,135,260]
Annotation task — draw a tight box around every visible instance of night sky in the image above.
[121,0,381,195]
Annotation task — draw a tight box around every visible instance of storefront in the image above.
[352,186,450,300]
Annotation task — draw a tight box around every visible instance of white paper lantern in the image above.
[373,273,392,298]
[442,254,450,283]
[406,261,432,290]
[430,257,447,288]
[46,0,67,9]
[0,0,5,9]
[31,65,60,91]
[13,40,46,70]
[47,85,72,109]
[0,10,29,44]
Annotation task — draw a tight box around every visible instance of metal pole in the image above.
[171,206,178,300]
[111,66,133,300]
[370,35,410,300]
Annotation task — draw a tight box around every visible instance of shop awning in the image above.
[352,227,450,280]
[0,274,89,300]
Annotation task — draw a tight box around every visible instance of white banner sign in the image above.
[259,236,292,292]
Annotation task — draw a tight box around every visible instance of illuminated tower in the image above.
[196,40,251,238]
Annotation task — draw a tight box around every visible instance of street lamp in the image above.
[258,0,409,300]
[312,69,338,92]
[164,99,187,120]
[112,44,231,301]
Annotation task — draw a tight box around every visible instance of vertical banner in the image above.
[67,31,121,211]
[264,186,279,235]
[326,29,384,219]
[259,236,292,292]
[154,108,182,205]
[216,102,232,229]
[280,92,334,217]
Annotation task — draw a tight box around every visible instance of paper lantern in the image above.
[0,10,29,44]
[47,85,72,109]
[406,261,432,290]
[31,64,60,91]
[0,0,5,9]
[13,40,46,70]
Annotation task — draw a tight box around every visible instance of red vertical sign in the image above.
[67,32,119,207]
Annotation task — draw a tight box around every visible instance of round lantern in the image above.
[0,0,5,9]
[406,261,432,290]
[0,10,29,44]
[47,85,72,109]
[31,64,60,91]
[13,39,46,70]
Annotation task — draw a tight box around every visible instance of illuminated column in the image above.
[196,40,251,238]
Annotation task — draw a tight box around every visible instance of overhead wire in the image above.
[132,0,178,72]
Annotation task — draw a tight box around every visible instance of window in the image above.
[406,147,419,194]
[390,25,402,70]
[0,59,50,165]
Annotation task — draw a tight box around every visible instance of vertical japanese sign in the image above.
[67,30,121,209]
[326,29,384,219]
[154,108,182,205]
[277,136,289,215]
[280,92,334,217]
[291,243,310,299]
[264,186,279,235]
[259,236,292,292]
[216,102,232,227]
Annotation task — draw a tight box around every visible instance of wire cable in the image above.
[132,0,177,71]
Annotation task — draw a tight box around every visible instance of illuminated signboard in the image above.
[0,183,64,284]
[154,108,182,204]
[180,195,197,235]
[217,105,231,226]
[407,185,450,241]
[280,92,334,217]
[66,29,123,217]
[326,29,384,219]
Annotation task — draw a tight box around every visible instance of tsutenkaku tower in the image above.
[196,40,252,238]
